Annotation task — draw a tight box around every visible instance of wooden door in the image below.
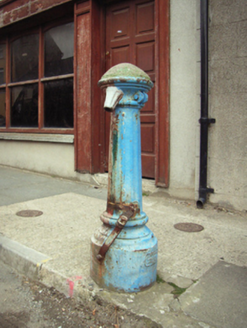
[105,0,155,178]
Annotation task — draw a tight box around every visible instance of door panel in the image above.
[112,46,130,66]
[105,0,155,178]
[111,7,130,39]
[141,124,155,153]
[136,42,155,72]
[136,1,155,34]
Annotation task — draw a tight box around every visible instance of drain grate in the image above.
[174,222,204,232]
[16,210,43,217]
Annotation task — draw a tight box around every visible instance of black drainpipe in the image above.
[197,0,216,209]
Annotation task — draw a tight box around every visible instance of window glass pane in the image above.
[11,34,39,82]
[11,84,38,127]
[0,89,6,127]
[45,22,74,77]
[0,44,6,84]
[44,79,73,128]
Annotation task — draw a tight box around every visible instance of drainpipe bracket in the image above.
[199,117,216,124]
[199,187,214,194]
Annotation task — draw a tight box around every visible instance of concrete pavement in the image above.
[0,165,246,327]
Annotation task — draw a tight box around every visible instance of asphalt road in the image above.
[0,260,160,328]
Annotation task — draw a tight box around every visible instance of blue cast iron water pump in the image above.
[90,63,158,293]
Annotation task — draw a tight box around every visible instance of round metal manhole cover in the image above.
[16,210,43,217]
[174,222,204,232]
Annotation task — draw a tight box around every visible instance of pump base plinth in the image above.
[90,224,158,293]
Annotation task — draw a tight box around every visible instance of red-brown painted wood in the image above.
[155,0,170,187]
[74,5,92,173]
[90,0,105,173]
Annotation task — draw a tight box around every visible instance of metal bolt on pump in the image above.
[90,63,158,293]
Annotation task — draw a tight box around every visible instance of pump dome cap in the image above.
[98,63,153,87]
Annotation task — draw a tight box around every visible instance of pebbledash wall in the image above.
[0,0,246,212]
[207,0,247,211]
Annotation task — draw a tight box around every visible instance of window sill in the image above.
[0,133,74,144]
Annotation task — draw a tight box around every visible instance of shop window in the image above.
[11,84,38,127]
[0,20,74,132]
[45,23,74,77]
[11,34,39,82]
[44,79,73,128]
[44,22,74,128]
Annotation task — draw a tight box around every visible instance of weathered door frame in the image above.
[74,0,169,187]
[74,0,104,174]
[155,0,169,187]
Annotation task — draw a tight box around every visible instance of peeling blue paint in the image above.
[91,63,158,292]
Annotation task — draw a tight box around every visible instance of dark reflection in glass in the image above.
[0,44,6,84]
[0,89,6,127]
[11,84,38,127]
[45,22,74,77]
[44,79,73,128]
[11,34,39,82]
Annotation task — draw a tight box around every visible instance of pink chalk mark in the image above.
[68,280,74,297]
[66,276,82,298]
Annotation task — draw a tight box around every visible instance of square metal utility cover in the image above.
[179,261,247,328]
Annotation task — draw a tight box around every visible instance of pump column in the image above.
[90,63,158,293]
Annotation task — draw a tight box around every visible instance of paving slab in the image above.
[0,193,104,278]
[144,197,247,281]
[179,261,247,328]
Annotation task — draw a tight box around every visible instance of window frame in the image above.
[0,17,74,134]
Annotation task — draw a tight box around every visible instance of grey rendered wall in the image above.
[169,0,200,200]
[0,140,97,185]
[208,0,247,210]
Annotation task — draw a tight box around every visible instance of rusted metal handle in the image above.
[97,205,135,262]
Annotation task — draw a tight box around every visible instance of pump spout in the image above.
[104,86,124,112]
